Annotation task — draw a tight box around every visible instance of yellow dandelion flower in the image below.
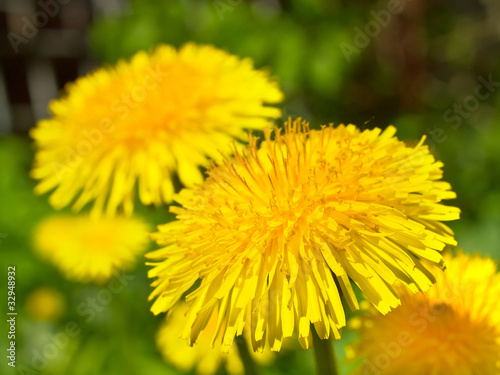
[25,287,66,321]
[147,118,459,352]
[347,252,500,375]
[34,215,150,283]
[30,43,283,216]
[156,302,272,375]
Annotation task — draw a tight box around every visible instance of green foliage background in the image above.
[2,0,500,374]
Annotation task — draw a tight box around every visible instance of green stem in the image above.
[312,327,339,375]
[235,335,260,375]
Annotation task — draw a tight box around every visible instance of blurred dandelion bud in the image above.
[156,302,272,375]
[25,287,65,322]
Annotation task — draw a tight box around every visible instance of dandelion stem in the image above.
[312,327,339,375]
[236,335,260,375]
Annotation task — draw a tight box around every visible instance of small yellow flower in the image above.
[31,43,283,216]
[25,287,65,321]
[347,252,500,375]
[148,118,459,352]
[156,303,272,375]
[34,215,150,283]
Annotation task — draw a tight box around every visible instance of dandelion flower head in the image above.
[148,118,459,352]
[347,252,500,375]
[34,214,150,283]
[31,43,283,216]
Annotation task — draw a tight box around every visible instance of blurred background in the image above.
[1,0,499,374]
